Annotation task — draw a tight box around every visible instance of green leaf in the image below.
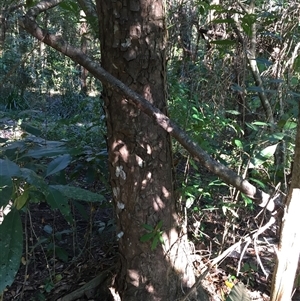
[249,178,266,189]
[251,121,269,126]
[0,208,23,292]
[156,220,163,231]
[20,168,49,192]
[140,232,155,242]
[46,186,73,224]
[15,190,29,210]
[210,39,235,46]
[54,246,69,263]
[283,120,297,130]
[226,110,241,115]
[269,132,285,142]
[226,282,250,301]
[212,18,234,24]
[22,147,69,159]
[233,139,243,149]
[0,159,21,177]
[151,235,159,250]
[50,185,105,203]
[143,224,154,231]
[158,233,164,244]
[19,122,41,136]
[59,0,79,13]
[46,154,72,177]
[250,144,278,168]
[0,175,13,207]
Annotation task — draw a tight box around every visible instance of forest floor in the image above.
[4,182,299,301]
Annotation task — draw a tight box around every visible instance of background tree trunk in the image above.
[97,1,199,300]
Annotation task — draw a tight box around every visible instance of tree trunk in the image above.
[270,108,300,301]
[97,1,199,300]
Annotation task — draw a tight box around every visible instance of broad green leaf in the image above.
[245,122,258,132]
[284,120,297,130]
[250,144,278,168]
[15,190,29,210]
[19,122,41,136]
[260,144,278,158]
[54,246,69,263]
[269,132,285,142]
[226,282,250,301]
[22,147,69,159]
[50,185,105,203]
[140,232,155,242]
[0,159,21,177]
[0,208,23,292]
[233,139,243,149]
[46,154,72,177]
[0,175,13,207]
[46,186,73,224]
[20,168,49,192]
[143,224,154,231]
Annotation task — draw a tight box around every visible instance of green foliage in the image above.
[0,118,108,291]
[0,208,23,293]
[140,221,164,251]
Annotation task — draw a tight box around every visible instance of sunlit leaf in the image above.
[233,139,243,149]
[250,144,278,168]
[284,120,297,130]
[251,121,269,126]
[226,110,241,115]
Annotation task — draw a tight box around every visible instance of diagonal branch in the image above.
[19,0,283,213]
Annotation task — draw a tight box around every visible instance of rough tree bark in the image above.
[96,1,200,300]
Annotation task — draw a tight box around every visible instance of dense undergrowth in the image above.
[1,0,300,300]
